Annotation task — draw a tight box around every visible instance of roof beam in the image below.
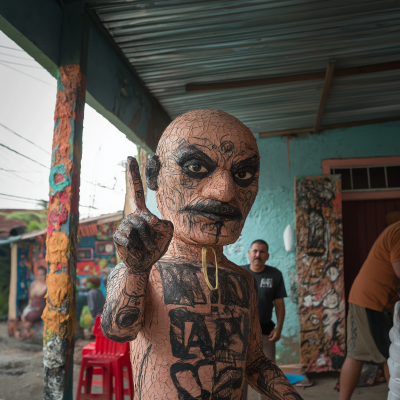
[0,0,171,153]
[259,116,400,138]
[0,0,62,77]
[313,61,336,134]
[186,61,400,92]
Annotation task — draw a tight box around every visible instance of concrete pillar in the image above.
[43,3,89,399]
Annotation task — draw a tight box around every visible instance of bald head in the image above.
[146,109,260,246]
[157,109,257,157]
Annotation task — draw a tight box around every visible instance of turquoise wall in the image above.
[146,120,400,365]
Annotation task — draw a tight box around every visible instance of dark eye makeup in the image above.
[231,155,260,187]
[175,145,259,186]
[235,169,255,180]
[176,146,217,179]
[182,159,211,178]
[187,163,208,173]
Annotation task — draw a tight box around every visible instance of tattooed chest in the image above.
[154,263,251,399]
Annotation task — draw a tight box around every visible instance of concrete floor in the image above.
[0,321,389,400]
[0,322,81,400]
[245,372,388,400]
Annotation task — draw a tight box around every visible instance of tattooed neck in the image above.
[164,236,226,264]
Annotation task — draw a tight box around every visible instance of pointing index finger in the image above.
[127,156,148,212]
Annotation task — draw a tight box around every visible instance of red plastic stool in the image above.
[76,315,134,400]
[82,341,96,355]
[77,357,114,400]
[82,342,102,378]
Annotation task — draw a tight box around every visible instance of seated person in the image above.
[16,266,47,340]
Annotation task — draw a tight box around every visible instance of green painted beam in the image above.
[0,0,171,153]
[85,11,171,154]
[0,0,61,78]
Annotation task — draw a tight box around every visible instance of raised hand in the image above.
[113,156,173,273]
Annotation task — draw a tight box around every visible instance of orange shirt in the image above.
[349,220,400,313]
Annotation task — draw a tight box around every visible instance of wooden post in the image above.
[124,148,148,217]
[8,243,18,320]
[43,3,89,399]
[139,148,148,201]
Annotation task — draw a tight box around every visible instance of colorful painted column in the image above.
[43,3,89,399]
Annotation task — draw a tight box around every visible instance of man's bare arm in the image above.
[268,298,285,342]
[393,261,400,278]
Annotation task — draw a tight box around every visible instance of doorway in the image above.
[342,198,400,303]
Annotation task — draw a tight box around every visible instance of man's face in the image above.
[156,110,260,246]
[248,243,269,267]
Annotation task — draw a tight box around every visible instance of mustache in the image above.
[181,200,243,222]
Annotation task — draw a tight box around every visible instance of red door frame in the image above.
[322,155,400,303]
[322,156,400,201]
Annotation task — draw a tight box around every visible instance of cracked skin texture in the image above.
[102,110,303,400]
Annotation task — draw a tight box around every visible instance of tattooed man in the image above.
[101,110,303,400]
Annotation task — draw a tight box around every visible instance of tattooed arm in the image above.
[101,157,173,342]
[244,277,303,400]
[101,263,149,342]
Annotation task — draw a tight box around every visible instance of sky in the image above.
[0,30,137,220]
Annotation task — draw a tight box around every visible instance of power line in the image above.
[0,167,41,173]
[0,51,34,61]
[0,195,40,205]
[0,128,108,185]
[0,141,118,192]
[0,142,49,168]
[94,182,120,191]
[0,192,97,209]
[0,59,43,69]
[0,61,54,87]
[0,192,44,202]
[0,123,51,155]
[0,168,41,184]
[0,167,40,173]
[0,45,24,52]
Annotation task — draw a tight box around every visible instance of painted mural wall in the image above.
[16,236,47,315]
[295,175,345,371]
[14,219,120,320]
[76,220,120,296]
[147,120,400,365]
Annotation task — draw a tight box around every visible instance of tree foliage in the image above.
[0,201,48,232]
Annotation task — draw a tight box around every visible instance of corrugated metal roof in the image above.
[88,0,400,134]
[79,211,123,225]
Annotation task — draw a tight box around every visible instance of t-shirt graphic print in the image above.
[260,278,273,288]
[241,264,287,326]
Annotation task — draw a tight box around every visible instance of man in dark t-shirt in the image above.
[241,239,287,400]
[86,277,106,324]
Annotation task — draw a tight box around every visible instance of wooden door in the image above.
[295,175,345,372]
[342,198,400,303]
